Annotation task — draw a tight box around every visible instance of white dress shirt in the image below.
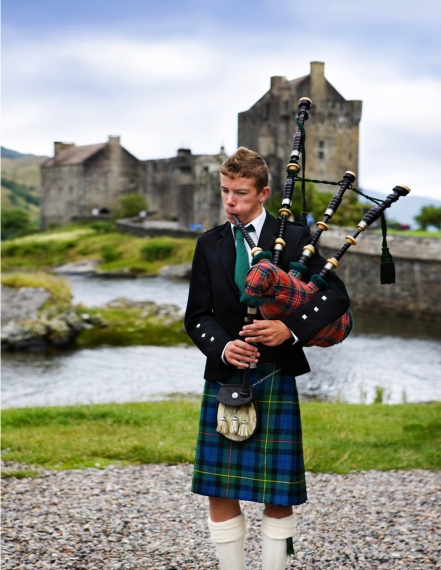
[221,209,298,365]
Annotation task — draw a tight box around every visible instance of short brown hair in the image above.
[220,147,269,193]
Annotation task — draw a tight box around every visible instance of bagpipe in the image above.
[235,98,411,348]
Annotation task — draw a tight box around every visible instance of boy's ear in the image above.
[260,186,271,202]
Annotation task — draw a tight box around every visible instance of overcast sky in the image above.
[2,0,441,199]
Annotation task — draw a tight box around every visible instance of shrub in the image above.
[1,208,38,241]
[118,194,148,218]
[91,221,116,234]
[101,244,122,262]
[140,238,175,261]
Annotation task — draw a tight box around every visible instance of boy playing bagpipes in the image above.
[185,147,350,570]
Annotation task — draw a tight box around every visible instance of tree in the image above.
[414,205,441,230]
[117,194,148,218]
[265,181,367,227]
[1,208,38,240]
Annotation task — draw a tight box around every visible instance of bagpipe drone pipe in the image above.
[228,98,313,401]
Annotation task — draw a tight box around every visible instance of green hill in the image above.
[1,149,49,222]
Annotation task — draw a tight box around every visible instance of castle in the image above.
[41,62,362,231]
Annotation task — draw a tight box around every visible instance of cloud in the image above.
[2,25,440,199]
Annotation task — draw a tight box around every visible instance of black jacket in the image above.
[185,212,350,382]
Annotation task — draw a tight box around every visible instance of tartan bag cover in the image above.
[192,364,307,507]
[244,260,352,347]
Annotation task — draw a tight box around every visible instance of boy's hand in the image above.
[224,339,260,368]
[240,320,291,347]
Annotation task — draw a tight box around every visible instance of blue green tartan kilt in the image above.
[191,364,307,507]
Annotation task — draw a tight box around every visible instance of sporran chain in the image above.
[252,367,282,387]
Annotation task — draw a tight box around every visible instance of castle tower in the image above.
[238,62,362,194]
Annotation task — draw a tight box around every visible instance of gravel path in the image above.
[2,464,440,569]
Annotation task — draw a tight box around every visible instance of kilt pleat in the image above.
[191,364,307,507]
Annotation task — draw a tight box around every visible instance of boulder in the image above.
[52,259,100,275]
[106,297,184,323]
[1,285,51,327]
[159,263,192,280]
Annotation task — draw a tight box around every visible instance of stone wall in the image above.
[140,148,227,231]
[318,229,441,321]
[41,164,83,228]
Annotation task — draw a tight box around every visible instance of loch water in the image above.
[2,276,441,408]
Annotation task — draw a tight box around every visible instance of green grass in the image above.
[375,228,441,238]
[2,402,440,474]
[75,307,190,348]
[2,223,196,275]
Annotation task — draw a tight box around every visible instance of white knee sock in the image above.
[208,512,246,570]
[261,511,296,570]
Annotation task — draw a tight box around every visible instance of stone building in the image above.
[238,61,362,194]
[41,137,227,231]
[41,61,362,230]
[40,136,140,229]
[141,147,227,231]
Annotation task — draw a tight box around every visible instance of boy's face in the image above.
[220,174,270,226]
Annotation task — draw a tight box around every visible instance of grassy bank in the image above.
[2,402,440,475]
[1,272,72,307]
[1,223,196,275]
[375,228,441,238]
[75,307,189,347]
[1,272,189,348]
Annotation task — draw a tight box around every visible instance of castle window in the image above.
[318,141,325,148]
[58,185,63,194]
[264,103,270,120]
[68,185,74,194]
[318,151,324,160]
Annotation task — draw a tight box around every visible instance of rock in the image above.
[159,263,192,280]
[106,298,184,323]
[1,285,51,327]
[2,465,440,569]
[52,259,100,275]
[1,311,107,351]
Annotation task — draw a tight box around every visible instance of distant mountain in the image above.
[1,148,49,221]
[359,189,441,229]
[1,146,34,159]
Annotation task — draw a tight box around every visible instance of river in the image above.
[2,276,441,408]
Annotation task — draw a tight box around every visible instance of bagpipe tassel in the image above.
[216,416,229,435]
[380,213,396,284]
[380,246,396,284]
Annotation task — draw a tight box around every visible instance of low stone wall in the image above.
[116,219,200,239]
[116,219,441,322]
[319,229,441,322]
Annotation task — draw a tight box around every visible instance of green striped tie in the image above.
[234,224,255,295]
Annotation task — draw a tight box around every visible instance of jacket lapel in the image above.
[217,222,239,294]
[258,212,279,251]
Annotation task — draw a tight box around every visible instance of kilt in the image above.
[191,364,307,507]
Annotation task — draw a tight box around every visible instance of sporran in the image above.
[216,368,280,442]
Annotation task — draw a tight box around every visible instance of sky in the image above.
[2,0,441,199]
